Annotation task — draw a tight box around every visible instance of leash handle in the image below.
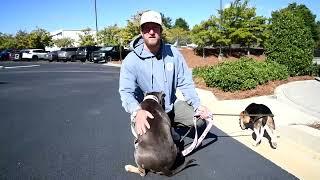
[182,113,214,156]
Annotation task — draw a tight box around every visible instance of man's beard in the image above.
[145,37,160,48]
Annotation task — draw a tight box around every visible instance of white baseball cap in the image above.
[140,10,162,26]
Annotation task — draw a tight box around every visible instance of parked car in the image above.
[0,49,12,61]
[57,47,78,62]
[10,49,26,61]
[44,50,59,62]
[22,49,47,60]
[76,46,101,62]
[91,46,130,63]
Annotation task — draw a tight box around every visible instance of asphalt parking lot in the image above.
[0,62,297,179]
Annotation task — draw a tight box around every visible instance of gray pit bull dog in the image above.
[125,92,195,176]
[239,103,277,149]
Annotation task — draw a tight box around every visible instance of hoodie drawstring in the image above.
[151,59,154,90]
[163,53,167,82]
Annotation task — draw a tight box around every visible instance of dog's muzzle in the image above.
[239,119,246,130]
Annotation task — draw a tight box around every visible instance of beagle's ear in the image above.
[240,111,250,123]
[240,111,249,119]
[239,111,246,118]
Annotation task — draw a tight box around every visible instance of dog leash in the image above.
[213,113,274,117]
[182,113,214,156]
[181,112,274,156]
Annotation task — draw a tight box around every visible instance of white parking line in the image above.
[3,65,40,69]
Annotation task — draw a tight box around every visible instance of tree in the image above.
[97,25,122,46]
[121,11,142,46]
[78,28,97,46]
[161,13,173,29]
[53,37,75,47]
[28,28,53,49]
[316,21,320,48]
[266,9,314,76]
[221,0,268,54]
[285,3,319,45]
[0,33,15,49]
[191,18,221,58]
[174,18,189,31]
[165,27,190,45]
[15,30,30,49]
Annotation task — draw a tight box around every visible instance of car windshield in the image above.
[100,47,113,51]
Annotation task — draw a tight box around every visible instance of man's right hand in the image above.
[135,109,154,135]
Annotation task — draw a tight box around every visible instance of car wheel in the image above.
[106,56,112,63]
[32,56,38,61]
[71,56,76,62]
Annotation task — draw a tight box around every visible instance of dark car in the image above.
[45,50,59,62]
[91,46,129,63]
[57,47,78,62]
[76,46,101,62]
[0,49,11,61]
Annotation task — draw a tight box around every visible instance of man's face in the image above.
[141,22,162,48]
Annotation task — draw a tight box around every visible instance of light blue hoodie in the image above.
[119,35,200,114]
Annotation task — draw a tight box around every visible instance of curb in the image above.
[103,63,121,67]
[274,80,320,120]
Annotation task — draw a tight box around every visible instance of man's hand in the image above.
[135,109,154,135]
[196,105,211,120]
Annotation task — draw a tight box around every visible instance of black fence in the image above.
[194,46,265,57]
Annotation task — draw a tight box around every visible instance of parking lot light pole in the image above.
[94,0,98,33]
[218,0,223,61]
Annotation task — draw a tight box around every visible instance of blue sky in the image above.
[1,0,319,35]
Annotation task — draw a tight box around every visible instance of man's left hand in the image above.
[196,105,211,119]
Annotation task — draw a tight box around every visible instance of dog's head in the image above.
[144,91,165,107]
[239,111,251,130]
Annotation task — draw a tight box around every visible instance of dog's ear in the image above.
[240,111,250,123]
[239,111,245,118]
[160,91,165,98]
[157,91,165,108]
[144,92,152,97]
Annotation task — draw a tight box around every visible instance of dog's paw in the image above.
[125,165,131,172]
[138,167,146,176]
[252,142,260,147]
[271,141,277,149]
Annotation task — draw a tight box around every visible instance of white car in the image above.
[22,49,48,60]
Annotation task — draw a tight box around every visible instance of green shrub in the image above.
[193,57,289,92]
[308,63,320,76]
[265,9,314,76]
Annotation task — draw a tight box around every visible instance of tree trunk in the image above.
[202,47,205,59]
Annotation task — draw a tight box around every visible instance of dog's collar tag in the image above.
[143,95,159,103]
